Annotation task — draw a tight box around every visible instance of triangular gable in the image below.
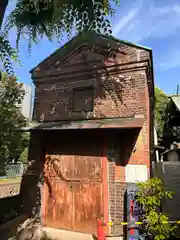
[30,31,152,74]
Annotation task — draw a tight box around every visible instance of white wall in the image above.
[20,84,33,120]
[154,124,160,162]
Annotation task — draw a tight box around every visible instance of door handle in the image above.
[69,182,73,191]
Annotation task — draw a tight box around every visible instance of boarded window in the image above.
[73,87,93,112]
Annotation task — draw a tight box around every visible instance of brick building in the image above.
[21,32,154,238]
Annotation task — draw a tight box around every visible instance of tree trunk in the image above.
[0,0,9,29]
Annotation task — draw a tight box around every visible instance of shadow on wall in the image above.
[105,128,140,235]
[18,127,141,236]
[0,195,21,224]
[25,36,149,221]
[34,34,151,122]
[23,37,149,223]
[105,127,140,167]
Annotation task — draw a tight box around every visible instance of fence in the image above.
[4,164,27,178]
[152,161,180,220]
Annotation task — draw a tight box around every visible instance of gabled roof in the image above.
[170,95,180,112]
[30,31,152,73]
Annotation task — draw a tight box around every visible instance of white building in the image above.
[20,84,33,120]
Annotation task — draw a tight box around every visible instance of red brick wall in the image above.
[106,72,151,234]
[33,69,148,122]
[32,41,151,124]
[29,37,153,235]
[105,127,150,235]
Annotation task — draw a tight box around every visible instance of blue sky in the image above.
[4,0,180,95]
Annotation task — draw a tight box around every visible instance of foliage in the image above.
[0,73,28,174]
[155,86,180,147]
[135,178,177,240]
[0,33,19,75]
[4,0,120,52]
[19,145,29,163]
[171,126,180,144]
[154,87,169,143]
[0,0,120,73]
[163,100,180,147]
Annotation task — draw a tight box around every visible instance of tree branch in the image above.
[0,0,9,29]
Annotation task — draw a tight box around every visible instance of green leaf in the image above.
[4,0,118,48]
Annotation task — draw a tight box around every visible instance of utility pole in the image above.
[177,84,179,95]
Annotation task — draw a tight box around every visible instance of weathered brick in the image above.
[27,33,154,236]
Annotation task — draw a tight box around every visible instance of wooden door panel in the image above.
[43,144,103,233]
[73,155,102,180]
[73,182,103,234]
[45,154,74,180]
[43,180,72,230]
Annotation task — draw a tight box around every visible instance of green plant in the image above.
[0,0,120,74]
[19,146,29,163]
[155,86,180,147]
[0,34,19,75]
[135,178,177,240]
[0,73,28,174]
[5,0,119,51]
[154,87,169,143]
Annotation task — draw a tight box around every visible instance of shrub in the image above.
[135,178,177,240]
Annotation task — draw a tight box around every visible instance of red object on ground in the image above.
[97,219,106,240]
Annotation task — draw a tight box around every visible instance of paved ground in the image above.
[0,214,124,240]
[44,227,95,240]
[0,215,95,240]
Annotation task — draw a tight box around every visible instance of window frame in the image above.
[72,86,94,112]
